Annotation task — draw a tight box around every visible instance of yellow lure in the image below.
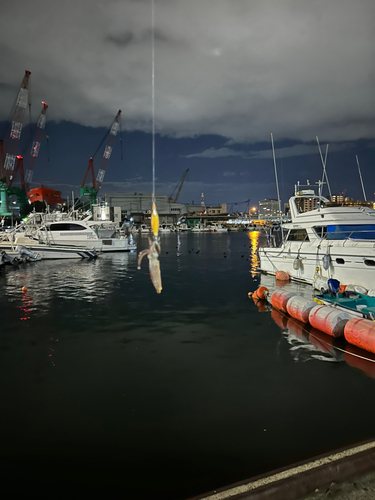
[151,202,159,238]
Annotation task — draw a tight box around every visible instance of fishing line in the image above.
[151,0,156,202]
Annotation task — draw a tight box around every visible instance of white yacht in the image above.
[0,235,97,259]
[9,213,136,253]
[36,220,136,252]
[259,187,375,289]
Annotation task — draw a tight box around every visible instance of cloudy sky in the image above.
[1,0,375,208]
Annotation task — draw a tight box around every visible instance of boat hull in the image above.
[259,245,375,289]
[0,242,97,259]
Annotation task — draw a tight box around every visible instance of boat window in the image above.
[364,259,375,267]
[49,223,86,231]
[286,229,309,242]
[313,226,327,238]
[336,258,345,264]
[327,224,375,240]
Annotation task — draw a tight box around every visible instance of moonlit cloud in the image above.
[182,142,353,160]
[0,0,374,143]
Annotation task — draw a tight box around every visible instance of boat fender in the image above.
[293,256,302,270]
[275,270,290,281]
[286,296,317,323]
[346,284,368,295]
[313,277,328,291]
[22,286,27,293]
[271,291,296,312]
[344,318,375,354]
[309,305,351,338]
[322,254,331,270]
[253,286,269,300]
[313,297,324,305]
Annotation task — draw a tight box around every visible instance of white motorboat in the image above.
[159,223,174,233]
[208,223,228,233]
[138,224,149,234]
[36,220,136,252]
[259,187,375,290]
[0,235,97,259]
[8,213,135,253]
[176,223,191,232]
[0,231,97,260]
[191,223,210,233]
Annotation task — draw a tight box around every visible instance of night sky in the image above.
[1,0,374,209]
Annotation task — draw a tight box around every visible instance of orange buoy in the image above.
[275,270,290,281]
[286,296,317,323]
[22,286,27,293]
[344,318,375,354]
[309,305,350,338]
[270,290,296,312]
[253,286,269,300]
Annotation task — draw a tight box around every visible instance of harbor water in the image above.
[1,231,375,499]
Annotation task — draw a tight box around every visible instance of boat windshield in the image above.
[326,224,375,240]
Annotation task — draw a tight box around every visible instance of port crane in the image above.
[227,199,251,214]
[0,70,31,216]
[7,101,48,192]
[168,169,189,203]
[80,109,122,206]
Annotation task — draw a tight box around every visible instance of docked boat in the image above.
[191,223,209,233]
[159,223,175,233]
[315,290,375,320]
[11,213,136,253]
[0,235,97,259]
[138,224,149,234]
[259,186,375,290]
[207,223,228,233]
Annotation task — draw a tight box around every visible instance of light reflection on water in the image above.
[248,230,260,277]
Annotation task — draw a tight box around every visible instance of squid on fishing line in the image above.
[137,202,162,294]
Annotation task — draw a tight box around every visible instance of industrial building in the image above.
[98,193,228,225]
[258,199,281,221]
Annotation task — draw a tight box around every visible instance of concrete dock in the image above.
[188,440,375,500]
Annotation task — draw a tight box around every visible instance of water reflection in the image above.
[3,252,137,314]
[248,231,260,278]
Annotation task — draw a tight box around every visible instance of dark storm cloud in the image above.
[0,0,374,143]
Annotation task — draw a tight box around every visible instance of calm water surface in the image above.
[1,231,375,499]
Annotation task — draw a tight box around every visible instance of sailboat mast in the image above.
[356,155,367,201]
[270,133,284,241]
